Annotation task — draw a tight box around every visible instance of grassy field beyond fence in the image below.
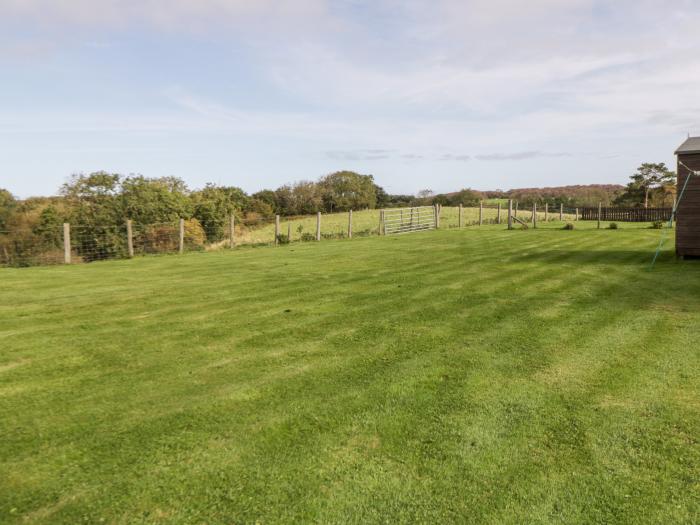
[1,227,698,523]
[232,205,580,245]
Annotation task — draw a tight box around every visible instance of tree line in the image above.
[0,162,677,265]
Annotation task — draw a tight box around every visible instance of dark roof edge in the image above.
[675,149,700,155]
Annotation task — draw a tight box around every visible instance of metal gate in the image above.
[382,206,436,235]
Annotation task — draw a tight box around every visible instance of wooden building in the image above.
[675,137,700,257]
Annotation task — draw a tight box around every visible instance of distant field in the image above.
[1,226,698,523]
[234,206,578,245]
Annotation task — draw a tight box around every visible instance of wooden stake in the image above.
[348,209,353,238]
[63,223,71,264]
[459,204,463,228]
[545,203,549,222]
[507,200,513,230]
[287,222,291,242]
[126,219,134,258]
[533,203,537,228]
[179,218,185,254]
[497,203,501,224]
[229,215,235,248]
[559,203,564,222]
[316,212,321,241]
[479,201,483,226]
[597,202,602,229]
[275,215,280,245]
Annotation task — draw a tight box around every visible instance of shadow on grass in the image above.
[507,249,693,267]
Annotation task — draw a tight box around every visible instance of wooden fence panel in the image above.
[579,207,672,222]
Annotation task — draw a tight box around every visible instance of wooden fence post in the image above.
[497,203,501,224]
[379,210,383,235]
[287,222,292,242]
[63,222,71,264]
[348,209,353,238]
[545,203,549,222]
[597,202,602,229]
[479,201,483,226]
[533,203,537,228]
[514,201,518,218]
[434,205,440,229]
[316,212,321,241]
[229,215,235,248]
[459,204,463,228]
[179,218,185,254]
[275,215,280,245]
[559,203,564,222]
[126,219,134,258]
[507,200,513,230]
[575,208,579,221]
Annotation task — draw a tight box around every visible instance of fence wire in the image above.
[0,204,668,268]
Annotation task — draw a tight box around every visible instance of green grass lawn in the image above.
[1,226,698,523]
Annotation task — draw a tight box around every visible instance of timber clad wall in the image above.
[677,152,700,257]
[579,207,672,222]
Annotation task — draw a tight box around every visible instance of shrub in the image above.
[562,223,574,230]
[276,234,290,245]
[608,222,618,230]
[322,232,345,240]
[184,218,207,249]
[650,221,665,229]
[300,232,316,242]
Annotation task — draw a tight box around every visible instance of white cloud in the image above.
[0,0,329,29]
[3,0,700,198]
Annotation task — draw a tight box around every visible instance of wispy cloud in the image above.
[325,149,392,161]
[439,154,471,161]
[2,1,700,198]
[475,151,573,161]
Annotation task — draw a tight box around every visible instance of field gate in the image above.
[382,206,437,235]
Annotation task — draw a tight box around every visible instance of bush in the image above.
[276,234,290,245]
[184,218,207,249]
[300,232,316,242]
[562,223,574,230]
[650,221,665,229]
[608,222,618,230]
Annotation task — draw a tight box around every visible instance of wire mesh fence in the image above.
[0,227,65,267]
[0,203,665,268]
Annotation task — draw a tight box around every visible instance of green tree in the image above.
[247,198,275,218]
[287,181,322,215]
[375,185,391,208]
[62,172,123,225]
[448,189,481,206]
[318,171,377,212]
[251,190,278,213]
[629,163,675,208]
[32,206,64,248]
[191,184,249,242]
[61,172,124,261]
[0,189,17,230]
[121,175,192,225]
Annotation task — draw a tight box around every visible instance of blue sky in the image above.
[1,0,699,198]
